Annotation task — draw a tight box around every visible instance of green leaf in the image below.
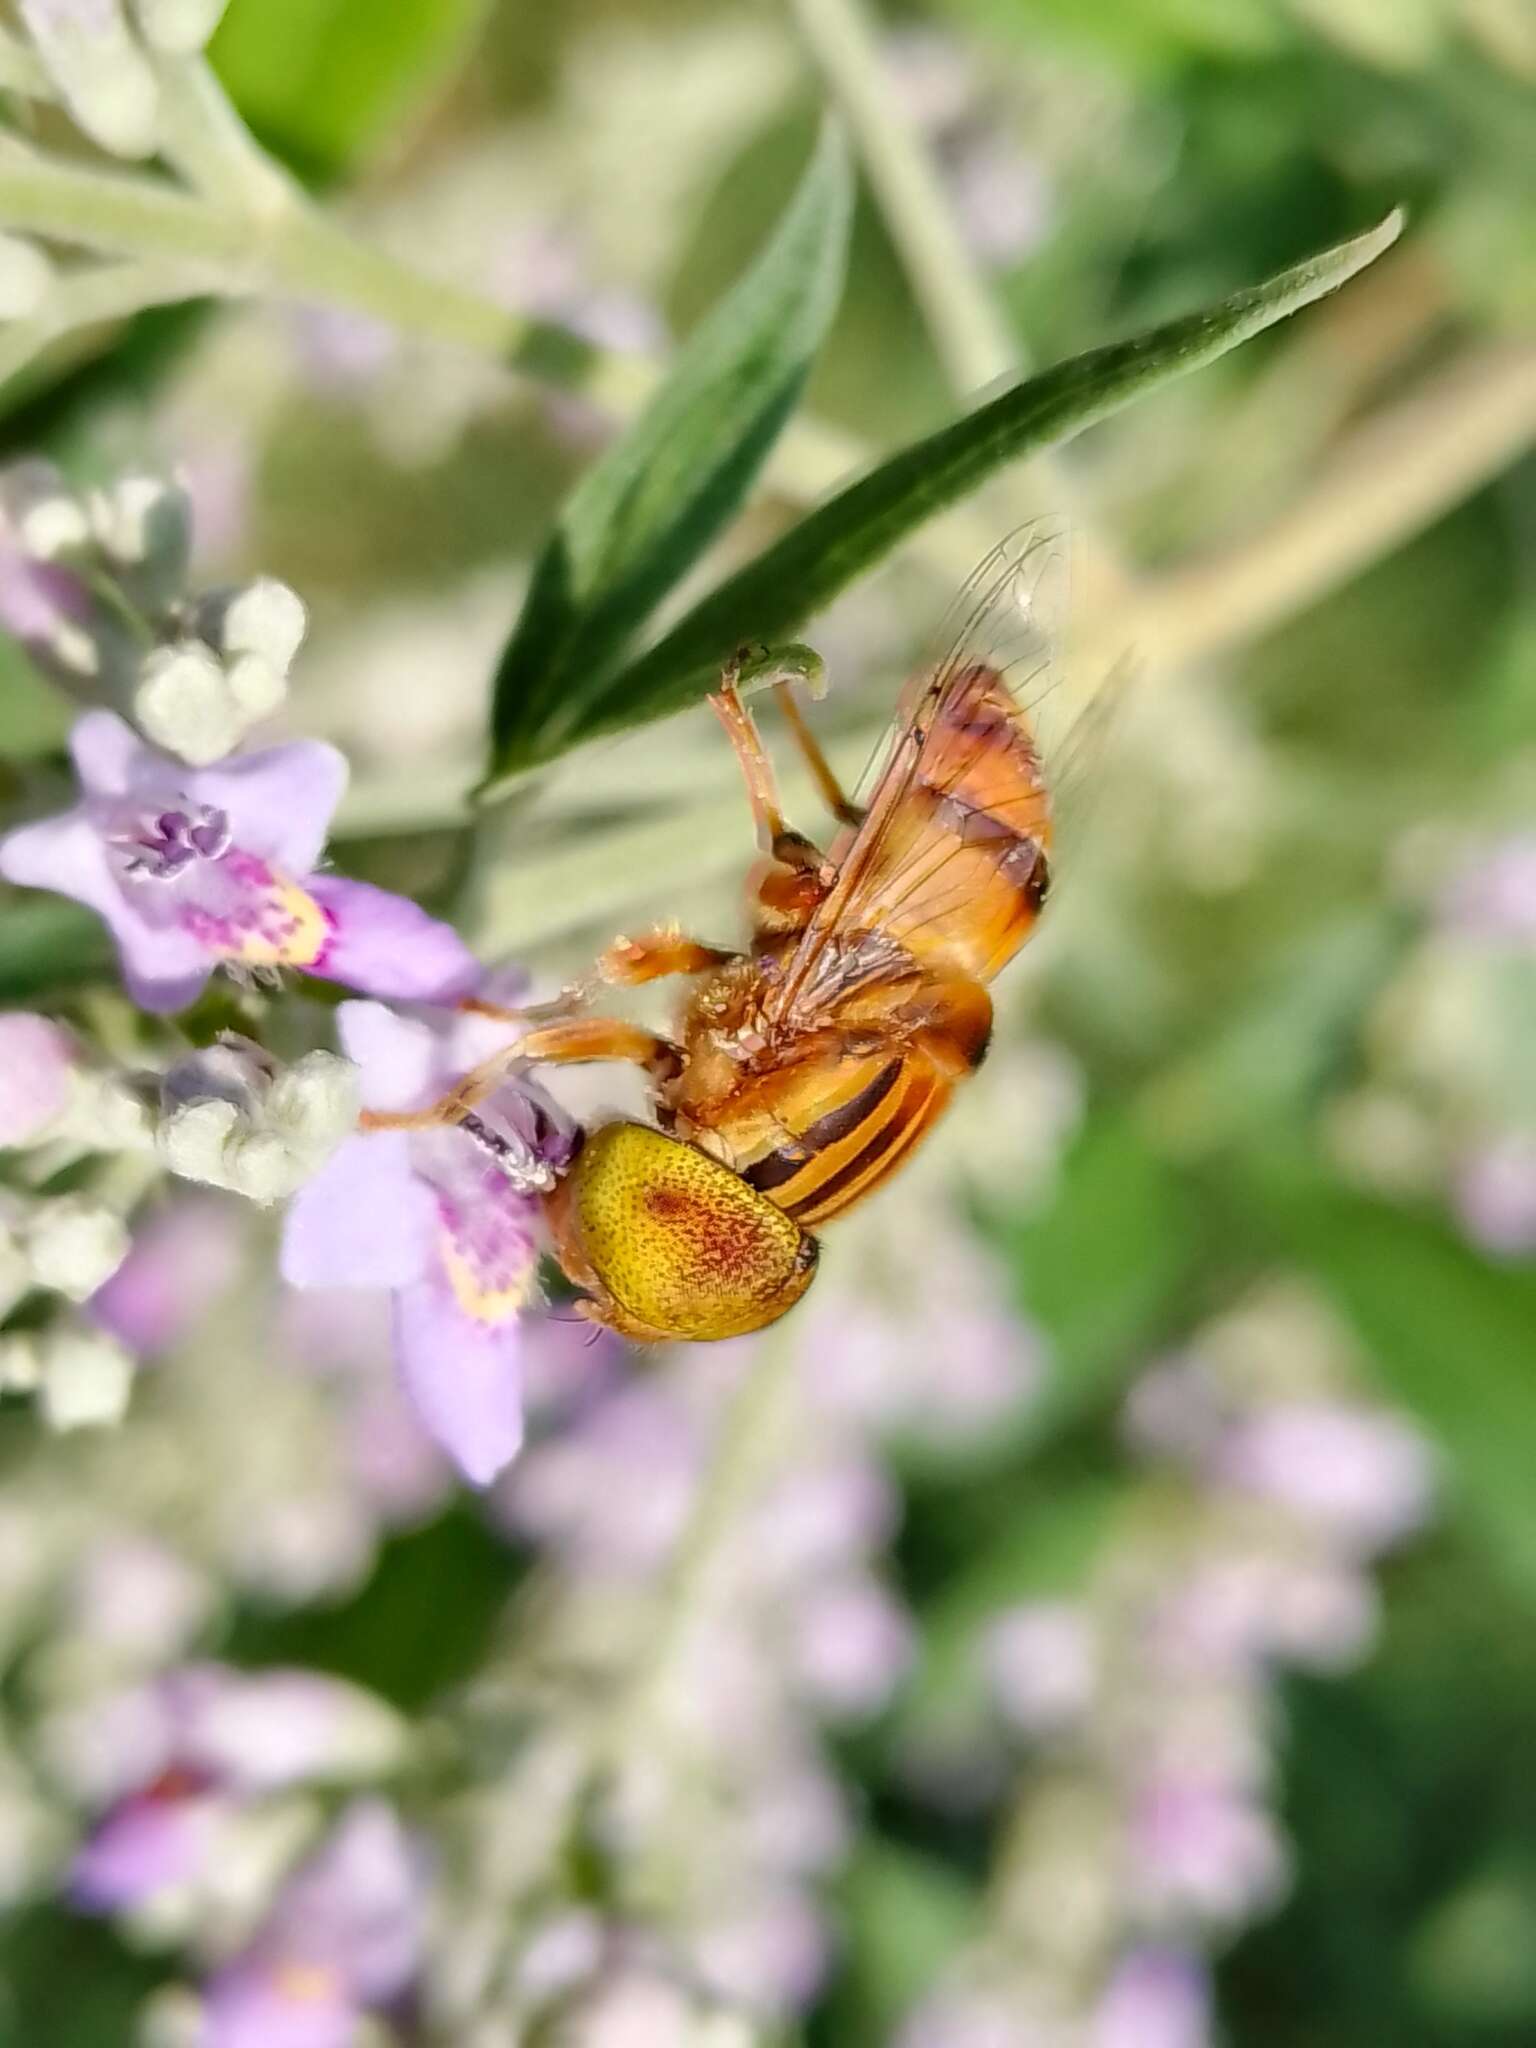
[1253,1162,1536,1608]
[996,1111,1194,1443]
[486,125,854,785]
[0,898,111,1001]
[830,1839,978,2043]
[211,0,491,177]
[490,208,1403,781]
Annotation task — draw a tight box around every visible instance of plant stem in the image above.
[1121,339,1536,670]
[789,0,1018,393]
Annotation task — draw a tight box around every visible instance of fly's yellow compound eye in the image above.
[547,1122,818,1343]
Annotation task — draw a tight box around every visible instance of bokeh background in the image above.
[1,0,1534,2042]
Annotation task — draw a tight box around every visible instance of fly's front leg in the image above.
[711,659,827,878]
[514,1016,683,1084]
[597,925,737,988]
[360,1018,684,1139]
[729,641,865,832]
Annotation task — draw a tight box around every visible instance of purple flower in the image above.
[198,1800,425,2048]
[982,1600,1097,1738]
[1438,834,1536,942]
[0,711,476,1013]
[1092,1950,1212,2048]
[64,1664,401,1913]
[88,1194,244,1356]
[1216,1401,1434,1554]
[281,998,576,1486]
[0,1009,74,1145]
[1453,1136,1536,1258]
[1126,1773,1289,1927]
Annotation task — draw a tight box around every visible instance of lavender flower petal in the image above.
[280,1135,438,1292]
[392,1273,526,1485]
[306,875,479,1003]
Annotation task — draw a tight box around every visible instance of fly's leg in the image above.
[711,663,828,878]
[359,1019,682,1135]
[772,682,865,829]
[728,641,865,831]
[597,926,738,988]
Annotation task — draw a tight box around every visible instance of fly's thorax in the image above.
[543,1120,818,1344]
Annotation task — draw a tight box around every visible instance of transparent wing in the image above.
[766,523,1077,1023]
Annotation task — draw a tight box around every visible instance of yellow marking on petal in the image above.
[439,1229,534,1326]
[274,1962,339,2005]
[229,877,328,970]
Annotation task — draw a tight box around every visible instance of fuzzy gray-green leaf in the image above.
[487,124,853,782]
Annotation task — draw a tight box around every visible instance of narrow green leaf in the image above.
[486,126,853,782]
[493,208,1402,779]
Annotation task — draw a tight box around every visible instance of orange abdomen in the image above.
[724,1048,955,1227]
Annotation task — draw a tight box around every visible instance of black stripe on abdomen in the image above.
[742,1058,902,1196]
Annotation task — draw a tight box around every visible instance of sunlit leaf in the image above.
[488,208,1403,781]
[211,0,491,176]
[487,124,853,783]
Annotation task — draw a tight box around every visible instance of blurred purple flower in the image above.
[790,1576,913,1718]
[0,1009,74,1144]
[1216,1401,1434,1554]
[282,998,577,1485]
[1127,1772,1289,1926]
[88,1195,244,1356]
[198,1800,425,2048]
[66,1665,399,1912]
[1438,833,1536,942]
[692,1887,830,2015]
[983,1600,1097,1738]
[503,1377,702,1568]
[1092,1949,1212,2048]
[1453,1136,1536,1258]
[1153,1553,1377,1678]
[0,712,476,1013]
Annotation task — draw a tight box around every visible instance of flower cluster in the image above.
[898,1281,1435,2047]
[0,465,578,1481]
[1328,829,1536,1259]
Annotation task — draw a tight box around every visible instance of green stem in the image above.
[789,0,1018,393]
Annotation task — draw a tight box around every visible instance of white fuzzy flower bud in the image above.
[24,1195,131,1300]
[0,235,54,321]
[90,472,192,610]
[266,1051,359,1153]
[224,652,287,725]
[157,1096,241,1186]
[131,0,229,52]
[38,1327,134,1430]
[0,1334,43,1394]
[60,1070,156,1153]
[19,0,159,159]
[2,462,91,559]
[216,577,307,671]
[0,1232,31,1321]
[134,642,243,766]
[157,1042,358,1205]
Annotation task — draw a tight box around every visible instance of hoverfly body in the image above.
[367,527,1070,1344]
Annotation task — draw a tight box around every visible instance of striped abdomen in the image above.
[736,1050,953,1228]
